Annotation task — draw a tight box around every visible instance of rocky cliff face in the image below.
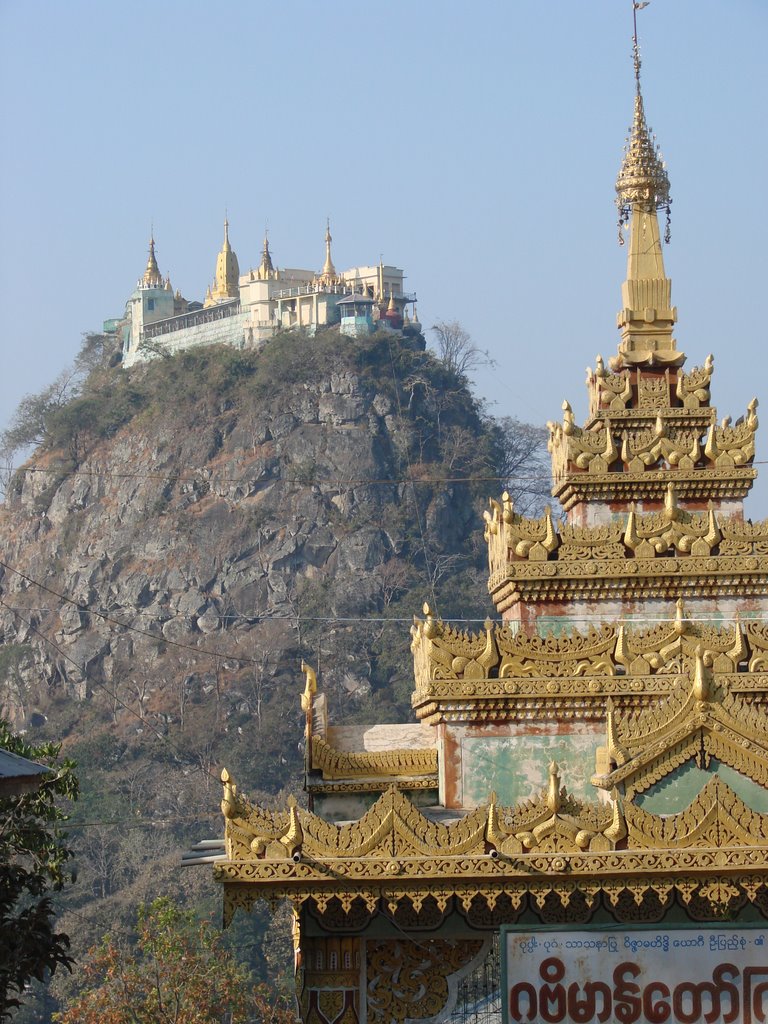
[0,328,502,791]
[0,327,542,1012]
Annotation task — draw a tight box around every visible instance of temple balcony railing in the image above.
[141,300,241,339]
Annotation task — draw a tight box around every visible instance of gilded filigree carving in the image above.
[588,357,632,416]
[412,605,767,706]
[676,354,714,408]
[705,399,759,467]
[486,764,619,855]
[547,350,758,510]
[485,489,768,606]
[593,654,768,798]
[625,777,768,848]
[484,493,558,563]
[549,402,618,479]
[366,939,486,1024]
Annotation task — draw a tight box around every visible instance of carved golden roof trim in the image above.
[307,777,437,795]
[553,471,757,510]
[221,872,768,930]
[486,499,768,590]
[489,558,768,610]
[414,612,764,688]
[309,735,437,780]
[593,663,768,797]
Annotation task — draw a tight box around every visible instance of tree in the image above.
[54,897,297,1024]
[430,320,492,379]
[492,415,551,516]
[0,720,79,1020]
[0,332,121,472]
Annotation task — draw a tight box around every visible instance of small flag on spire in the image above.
[633,2,650,9]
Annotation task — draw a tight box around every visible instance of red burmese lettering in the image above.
[540,957,567,1023]
[509,982,537,1022]
[568,981,613,1023]
[713,963,740,1024]
[642,982,672,1024]
[614,962,643,1024]
[743,968,768,1024]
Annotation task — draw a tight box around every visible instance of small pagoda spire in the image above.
[612,2,682,371]
[258,229,274,279]
[320,218,336,281]
[141,233,163,288]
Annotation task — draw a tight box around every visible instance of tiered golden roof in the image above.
[203,12,768,1022]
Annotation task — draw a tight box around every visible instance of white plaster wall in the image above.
[123,311,251,367]
[326,723,434,753]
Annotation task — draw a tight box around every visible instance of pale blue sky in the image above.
[1,1,766,508]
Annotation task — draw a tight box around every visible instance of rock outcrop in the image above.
[0,328,500,787]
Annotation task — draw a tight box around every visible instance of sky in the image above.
[1,0,766,509]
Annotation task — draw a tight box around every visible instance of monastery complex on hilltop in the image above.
[109,222,419,368]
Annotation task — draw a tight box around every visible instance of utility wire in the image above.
[0,558,262,665]
[0,596,226,784]
[0,551,762,656]
[4,464,553,486]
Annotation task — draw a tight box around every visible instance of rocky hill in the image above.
[0,326,546,1017]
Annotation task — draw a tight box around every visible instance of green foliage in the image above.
[54,896,297,1024]
[0,720,79,1020]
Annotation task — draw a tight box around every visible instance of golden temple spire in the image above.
[615,4,671,242]
[141,234,163,288]
[319,218,336,281]
[612,2,682,371]
[210,217,240,303]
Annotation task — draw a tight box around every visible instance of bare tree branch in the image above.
[430,320,493,379]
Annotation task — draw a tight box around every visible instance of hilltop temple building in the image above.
[112,221,418,367]
[191,22,768,1024]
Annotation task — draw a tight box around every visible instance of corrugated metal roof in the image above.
[0,748,51,796]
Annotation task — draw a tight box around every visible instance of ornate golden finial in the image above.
[616,2,671,244]
[674,597,686,636]
[300,661,317,712]
[280,795,304,858]
[485,791,507,851]
[692,645,712,702]
[663,481,681,522]
[141,233,163,288]
[604,789,628,845]
[612,5,682,381]
[605,697,628,767]
[546,761,562,814]
[221,767,238,819]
